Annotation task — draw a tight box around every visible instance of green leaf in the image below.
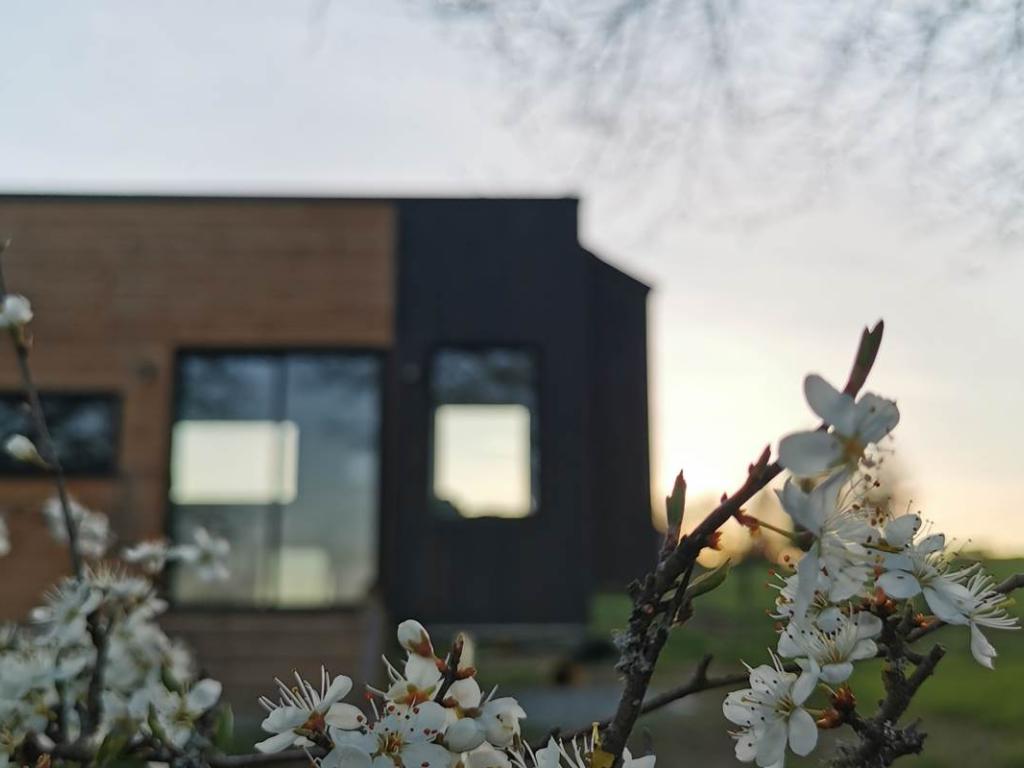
[160,664,183,694]
[95,725,133,767]
[683,561,731,602]
[213,704,235,752]
[665,471,686,529]
[147,703,169,745]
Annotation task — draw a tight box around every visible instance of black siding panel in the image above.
[391,199,591,625]
[587,256,657,589]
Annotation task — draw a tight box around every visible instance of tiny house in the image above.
[0,195,654,708]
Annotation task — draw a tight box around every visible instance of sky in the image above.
[2,1,1023,553]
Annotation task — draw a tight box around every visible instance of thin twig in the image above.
[0,241,84,579]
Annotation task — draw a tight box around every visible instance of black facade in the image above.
[385,199,655,626]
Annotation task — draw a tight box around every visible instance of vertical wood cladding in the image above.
[0,197,395,618]
[390,198,594,625]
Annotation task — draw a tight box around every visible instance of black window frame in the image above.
[425,343,542,523]
[165,346,389,612]
[0,390,122,478]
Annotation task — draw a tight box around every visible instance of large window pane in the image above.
[169,352,381,608]
[429,348,539,520]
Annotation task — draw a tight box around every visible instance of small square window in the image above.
[429,348,539,519]
[0,393,120,476]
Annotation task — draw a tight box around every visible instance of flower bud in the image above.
[0,294,33,328]
[4,434,44,465]
[397,619,433,657]
[480,697,526,748]
[444,717,486,752]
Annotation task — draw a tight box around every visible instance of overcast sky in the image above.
[3,0,1022,554]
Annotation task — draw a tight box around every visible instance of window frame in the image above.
[424,342,543,524]
[164,346,389,613]
[0,390,122,478]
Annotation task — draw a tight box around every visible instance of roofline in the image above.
[0,192,581,205]
[584,248,652,293]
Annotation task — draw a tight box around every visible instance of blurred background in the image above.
[1,2,1023,766]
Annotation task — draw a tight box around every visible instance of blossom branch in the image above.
[0,241,84,579]
[599,322,885,766]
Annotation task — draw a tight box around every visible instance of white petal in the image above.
[734,729,758,763]
[402,742,454,768]
[255,730,299,754]
[792,550,820,620]
[405,654,442,689]
[877,570,922,600]
[853,394,899,443]
[261,706,307,733]
[724,689,764,727]
[777,481,821,535]
[883,515,921,548]
[848,639,877,662]
[446,677,482,709]
[815,607,843,632]
[330,746,373,768]
[186,679,221,712]
[445,717,487,752]
[755,719,787,767]
[787,707,818,756]
[406,700,447,739]
[792,668,818,705]
[465,746,512,768]
[778,432,843,477]
[854,612,883,640]
[804,375,856,434]
[819,662,854,684]
[322,675,354,708]
[970,623,997,669]
[776,624,804,658]
[922,586,969,626]
[918,533,946,555]
[325,703,367,730]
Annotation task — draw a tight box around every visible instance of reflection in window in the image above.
[429,349,539,519]
[170,420,299,505]
[170,352,381,608]
[0,393,120,476]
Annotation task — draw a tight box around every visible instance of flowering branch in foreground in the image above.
[0,244,232,768]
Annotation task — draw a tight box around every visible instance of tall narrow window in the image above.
[169,352,381,607]
[0,393,120,476]
[429,348,539,519]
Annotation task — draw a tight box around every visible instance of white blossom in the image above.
[255,668,355,753]
[41,495,111,558]
[723,657,819,767]
[776,472,873,620]
[777,612,882,684]
[150,679,221,748]
[778,375,898,478]
[326,701,450,768]
[174,527,230,582]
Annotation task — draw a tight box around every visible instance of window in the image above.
[429,348,539,519]
[169,352,382,608]
[0,393,120,476]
